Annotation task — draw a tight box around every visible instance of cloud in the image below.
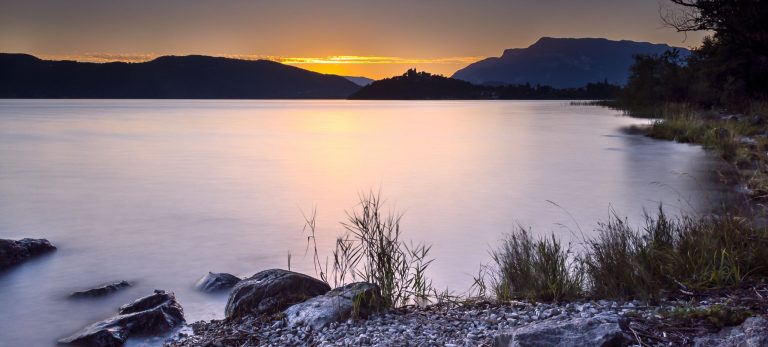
[39,53,482,66]
[39,53,157,63]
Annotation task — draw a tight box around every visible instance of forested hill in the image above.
[0,54,361,99]
[348,69,620,100]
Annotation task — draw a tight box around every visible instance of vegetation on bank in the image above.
[302,191,768,312]
[480,207,768,304]
[348,69,620,100]
[310,0,768,312]
[616,0,767,114]
[605,1,768,200]
[304,191,436,310]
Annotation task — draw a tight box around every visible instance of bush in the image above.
[489,227,583,302]
[484,205,768,303]
[582,207,768,301]
[306,191,434,309]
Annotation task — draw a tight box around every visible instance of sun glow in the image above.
[38,54,483,79]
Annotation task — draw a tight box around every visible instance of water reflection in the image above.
[0,100,725,346]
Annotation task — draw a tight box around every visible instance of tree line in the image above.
[620,0,768,111]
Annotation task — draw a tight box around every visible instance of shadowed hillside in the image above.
[0,54,361,99]
[453,37,687,88]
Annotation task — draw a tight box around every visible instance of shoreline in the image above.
[163,105,768,347]
[165,281,768,347]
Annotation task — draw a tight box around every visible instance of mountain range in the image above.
[452,37,688,88]
[0,54,360,99]
[344,76,375,86]
[1,38,689,99]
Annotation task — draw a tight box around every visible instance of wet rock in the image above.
[284,282,382,330]
[225,269,330,320]
[59,290,185,347]
[194,272,241,292]
[715,127,731,141]
[494,313,630,347]
[739,136,758,147]
[694,316,768,347]
[71,281,132,298]
[0,238,55,269]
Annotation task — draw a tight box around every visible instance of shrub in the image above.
[489,227,583,302]
[306,190,434,309]
[583,207,768,301]
[484,205,768,303]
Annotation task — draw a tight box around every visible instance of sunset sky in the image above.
[0,0,706,79]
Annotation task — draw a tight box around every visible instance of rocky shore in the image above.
[0,237,55,269]
[164,270,768,347]
[5,236,766,346]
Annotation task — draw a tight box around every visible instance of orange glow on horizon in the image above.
[36,54,484,79]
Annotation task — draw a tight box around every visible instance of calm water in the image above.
[0,100,724,346]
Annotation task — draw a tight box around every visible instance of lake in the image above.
[0,100,725,346]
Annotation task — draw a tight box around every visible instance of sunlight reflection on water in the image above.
[0,100,725,346]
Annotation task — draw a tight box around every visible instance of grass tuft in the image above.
[482,205,768,303]
[489,227,583,302]
[304,190,434,309]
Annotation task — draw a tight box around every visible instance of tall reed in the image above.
[305,190,434,309]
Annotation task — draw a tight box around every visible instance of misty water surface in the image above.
[0,100,725,346]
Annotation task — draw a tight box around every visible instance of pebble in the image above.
[166,294,755,347]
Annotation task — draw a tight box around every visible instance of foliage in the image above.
[620,1,768,111]
[489,227,583,302]
[582,207,768,301]
[662,0,768,58]
[305,191,434,309]
[349,69,621,100]
[479,205,768,303]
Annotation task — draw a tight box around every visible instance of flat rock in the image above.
[284,282,382,330]
[694,316,768,347]
[224,269,330,320]
[59,290,185,347]
[494,312,630,347]
[194,272,241,292]
[0,238,56,269]
[71,281,132,298]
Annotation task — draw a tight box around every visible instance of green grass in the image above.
[489,227,583,302]
[585,207,768,300]
[483,206,768,303]
[638,102,768,199]
[662,303,751,329]
[304,190,434,309]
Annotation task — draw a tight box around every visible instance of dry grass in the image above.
[305,190,434,309]
[481,205,768,303]
[489,227,583,302]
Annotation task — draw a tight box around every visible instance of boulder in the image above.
[284,282,382,330]
[195,272,241,292]
[694,316,768,347]
[59,290,185,347]
[494,313,630,347]
[71,281,132,298]
[0,238,56,269]
[224,269,330,320]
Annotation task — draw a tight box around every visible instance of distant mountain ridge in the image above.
[452,37,689,88]
[344,76,375,86]
[0,54,360,99]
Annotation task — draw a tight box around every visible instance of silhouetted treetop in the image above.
[349,69,620,100]
[663,0,768,56]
